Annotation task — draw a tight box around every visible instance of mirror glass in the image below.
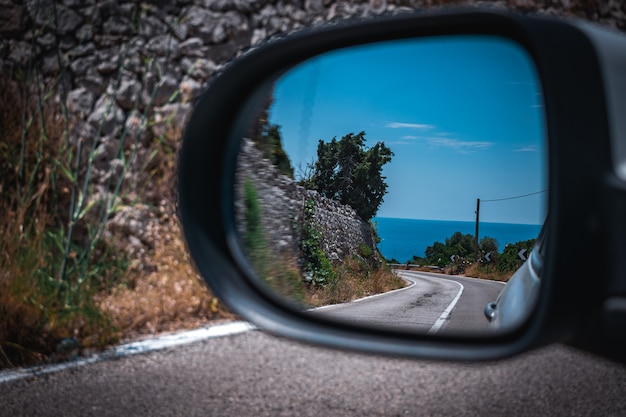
[234,35,547,336]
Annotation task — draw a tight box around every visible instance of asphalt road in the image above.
[313,270,504,335]
[2,329,625,417]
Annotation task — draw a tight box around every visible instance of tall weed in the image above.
[0,71,127,367]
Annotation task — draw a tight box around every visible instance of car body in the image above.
[485,223,545,332]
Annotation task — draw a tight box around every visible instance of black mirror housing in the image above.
[178,9,626,361]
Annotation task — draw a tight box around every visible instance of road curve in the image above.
[312,270,504,335]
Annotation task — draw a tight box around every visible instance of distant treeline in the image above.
[386,231,536,275]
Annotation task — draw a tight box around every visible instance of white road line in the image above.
[392,270,468,334]
[112,321,254,356]
[428,279,464,334]
[0,321,255,385]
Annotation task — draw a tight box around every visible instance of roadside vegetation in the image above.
[306,248,405,307]
[298,200,404,307]
[242,120,403,307]
[248,95,294,178]
[389,231,536,281]
[300,131,393,222]
[241,181,404,308]
[0,70,226,369]
[0,76,121,367]
[242,178,307,304]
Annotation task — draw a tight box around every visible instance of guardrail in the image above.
[387,263,442,271]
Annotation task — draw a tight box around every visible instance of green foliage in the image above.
[0,72,137,366]
[357,243,373,259]
[249,95,294,178]
[423,232,498,270]
[446,232,476,258]
[242,179,306,303]
[0,23,191,365]
[479,236,499,255]
[478,236,500,265]
[243,178,266,260]
[411,229,535,278]
[370,219,382,245]
[425,232,471,267]
[307,131,393,221]
[300,200,336,287]
[497,239,536,273]
[409,255,426,265]
[261,124,294,178]
[312,255,405,306]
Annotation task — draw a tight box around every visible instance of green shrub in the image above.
[498,239,536,273]
[300,200,336,287]
[243,179,267,264]
[242,179,306,302]
[357,243,373,259]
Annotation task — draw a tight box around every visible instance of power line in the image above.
[473,189,547,260]
[481,189,548,203]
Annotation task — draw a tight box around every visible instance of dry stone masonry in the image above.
[1,0,624,256]
[236,138,376,263]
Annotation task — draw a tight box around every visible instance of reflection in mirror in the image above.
[235,35,547,336]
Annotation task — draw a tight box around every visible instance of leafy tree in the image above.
[425,241,453,267]
[479,236,499,264]
[498,239,536,273]
[258,123,294,177]
[479,236,499,254]
[424,232,499,267]
[409,255,426,265]
[249,94,294,178]
[308,131,393,221]
[446,231,475,258]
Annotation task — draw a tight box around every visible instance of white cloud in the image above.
[514,145,540,152]
[385,122,435,130]
[427,137,494,152]
[390,133,493,152]
[386,122,494,152]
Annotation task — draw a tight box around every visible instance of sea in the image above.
[373,217,542,263]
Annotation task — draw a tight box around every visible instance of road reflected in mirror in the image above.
[234,35,547,336]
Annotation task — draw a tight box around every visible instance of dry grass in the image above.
[307,256,406,307]
[0,76,120,367]
[395,262,514,282]
[96,213,234,341]
[463,263,513,282]
[0,72,231,369]
[88,76,232,343]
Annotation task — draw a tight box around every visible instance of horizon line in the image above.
[373,216,544,227]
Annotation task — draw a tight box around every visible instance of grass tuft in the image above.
[307,256,405,307]
[463,263,513,282]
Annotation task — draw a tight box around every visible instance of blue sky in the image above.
[268,35,547,225]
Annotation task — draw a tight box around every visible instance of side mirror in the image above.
[178,9,626,361]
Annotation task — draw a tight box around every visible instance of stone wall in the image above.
[1,0,624,257]
[237,138,375,263]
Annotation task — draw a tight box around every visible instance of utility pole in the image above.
[474,198,480,261]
